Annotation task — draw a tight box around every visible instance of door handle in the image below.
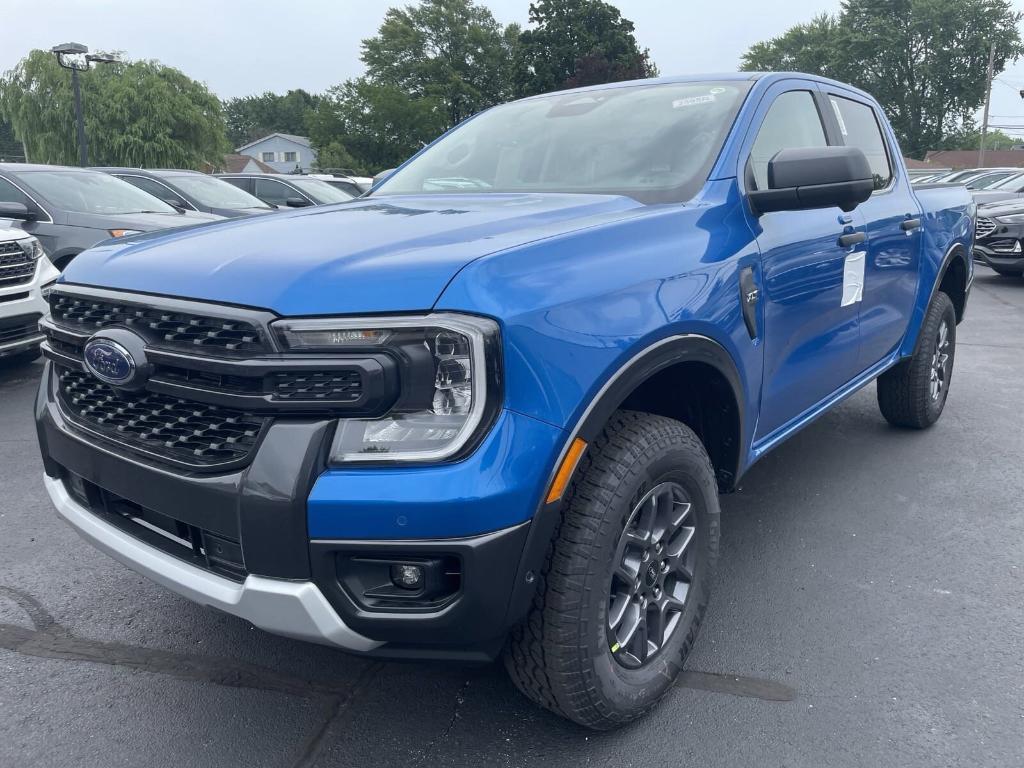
[900,218,922,231]
[838,231,866,247]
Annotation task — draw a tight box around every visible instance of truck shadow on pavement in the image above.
[0,583,795,765]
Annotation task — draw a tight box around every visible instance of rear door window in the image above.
[254,179,294,206]
[828,96,893,191]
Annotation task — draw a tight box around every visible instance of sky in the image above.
[4,0,1024,138]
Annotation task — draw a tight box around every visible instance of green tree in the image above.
[739,14,840,77]
[740,0,1024,159]
[513,0,658,97]
[223,89,320,148]
[934,126,1020,151]
[309,0,516,173]
[362,0,518,125]
[1,50,228,168]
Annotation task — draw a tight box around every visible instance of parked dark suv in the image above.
[217,173,355,208]
[0,164,221,270]
[974,199,1024,276]
[94,168,274,218]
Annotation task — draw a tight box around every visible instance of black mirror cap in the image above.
[749,146,875,215]
[0,201,36,221]
[285,197,311,208]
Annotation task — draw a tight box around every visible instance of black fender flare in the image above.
[503,333,746,629]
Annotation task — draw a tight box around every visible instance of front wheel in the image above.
[877,291,956,429]
[504,410,720,730]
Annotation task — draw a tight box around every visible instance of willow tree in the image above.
[1,50,228,168]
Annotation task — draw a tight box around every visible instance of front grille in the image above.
[976,217,996,239]
[0,241,35,288]
[57,367,267,467]
[269,370,363,402]
[66,472,246,581]
[0,313,42,345]
[50,293,269,355]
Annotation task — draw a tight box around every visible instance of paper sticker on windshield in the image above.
[673,94,715,108]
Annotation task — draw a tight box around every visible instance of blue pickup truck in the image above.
[35,73,973,729]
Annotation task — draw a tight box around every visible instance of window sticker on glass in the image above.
[673,94,716,108]
[830,97,849,136]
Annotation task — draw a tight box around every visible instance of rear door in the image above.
[822,90,923,366]
[744,84,868,440]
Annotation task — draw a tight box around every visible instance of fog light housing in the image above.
[390,563,425,591]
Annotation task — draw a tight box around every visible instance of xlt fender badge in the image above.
[739,266,759,340]
[842,251,866,307]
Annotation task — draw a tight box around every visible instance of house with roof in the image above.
[235,133,317,173]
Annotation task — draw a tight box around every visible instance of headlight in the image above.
[993,213,1024,224]
[18,236,45,260]
[273,313,500,463]
[108,229,142,238]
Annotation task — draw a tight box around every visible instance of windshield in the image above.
[988,172,1024,190]
[24,171,178,215]
[168,174,272,209]
[376,81,752,204]
[968,171,1017,189]
[287,178,355,204]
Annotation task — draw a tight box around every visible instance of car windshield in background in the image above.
[168,174,272,209]
[376,81,752,204]
[287,178,355,204]
[23,171,179,215]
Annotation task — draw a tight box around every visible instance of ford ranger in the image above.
[35,73,973,729]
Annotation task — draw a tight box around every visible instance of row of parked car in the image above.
[0,164,370,271]
[908,167,1024,278]
[0,163,371,363]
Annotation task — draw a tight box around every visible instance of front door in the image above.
[823,91,923,367]
[745,87,866,440]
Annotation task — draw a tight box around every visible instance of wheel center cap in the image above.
[645,563,659,587]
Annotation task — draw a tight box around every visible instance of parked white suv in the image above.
[0,226,59,365]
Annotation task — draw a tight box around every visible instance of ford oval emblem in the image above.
[83,339,136,386]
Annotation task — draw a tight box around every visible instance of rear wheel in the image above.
[504,410,719,730]
[877,291,956,429]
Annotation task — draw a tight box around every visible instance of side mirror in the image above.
[748,146,874,215]
[163,198,187,213]
[0,201,36,221]
[285,197,311,208]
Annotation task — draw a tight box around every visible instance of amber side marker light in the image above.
[545,438,587,504]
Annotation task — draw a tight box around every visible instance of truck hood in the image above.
[62,194,644,315]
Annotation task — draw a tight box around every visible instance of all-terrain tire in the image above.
[504,410,720,730]
[877,291,956,429]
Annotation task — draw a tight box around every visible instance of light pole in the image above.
[51,43,118,166]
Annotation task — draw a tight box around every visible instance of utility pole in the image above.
[70,66,87,167]
[979,41,996,168]
[51,43,118,167]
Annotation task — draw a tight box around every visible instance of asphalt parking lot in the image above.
[1,266,1022,768]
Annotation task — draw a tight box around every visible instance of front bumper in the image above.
[36,362,566,659]
[0,257,58,357]
[44,473,382,652]
[974,222,1024,272]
